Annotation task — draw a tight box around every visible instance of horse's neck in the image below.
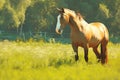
[69,17,89,32]
[80,19,88,28]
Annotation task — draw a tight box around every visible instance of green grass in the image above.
[0,40,120,80]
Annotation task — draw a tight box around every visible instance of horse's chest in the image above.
[70,32,87,47]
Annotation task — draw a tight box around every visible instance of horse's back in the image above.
[89,22,109,40]
[88,22,109,47]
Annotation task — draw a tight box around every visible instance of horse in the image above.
[55,8,109,64]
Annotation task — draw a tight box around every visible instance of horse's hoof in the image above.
[75,55,79,61]
[97,59,101,63]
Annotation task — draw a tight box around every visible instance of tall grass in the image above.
[0,40,120,80]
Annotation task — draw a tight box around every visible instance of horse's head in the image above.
[55,8,70,34]
[55,8,83,34]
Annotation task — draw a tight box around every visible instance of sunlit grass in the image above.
[0,40,120,80]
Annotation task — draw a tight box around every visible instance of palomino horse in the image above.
[55,8,109,64]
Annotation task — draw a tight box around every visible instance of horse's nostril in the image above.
[58,29,61,33]
[58,29,63,34]
[56,28,62,34]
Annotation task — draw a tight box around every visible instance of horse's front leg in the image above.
[84,45,89,62]
[72,43,79,61]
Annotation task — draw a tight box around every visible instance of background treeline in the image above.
[0,0,120,41]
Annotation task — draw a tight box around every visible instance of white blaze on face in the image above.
[56,14,61,33]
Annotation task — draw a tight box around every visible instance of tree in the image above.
[0,0,31,33]
[0,0,120,38]
[0,0,5,10]
[23,0,59,32]
[103,0,120,35]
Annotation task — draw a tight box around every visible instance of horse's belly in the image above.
[89,42,99,47]
[70,31,103,48]
[88,38,101,47]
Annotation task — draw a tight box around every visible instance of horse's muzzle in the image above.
[56,29,63,34]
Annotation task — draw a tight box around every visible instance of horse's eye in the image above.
[61,15,64,19]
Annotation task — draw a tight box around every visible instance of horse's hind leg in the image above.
[101,40,108,64]
[93,45,101,62]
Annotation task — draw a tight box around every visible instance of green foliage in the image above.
[0,0,120,37]
[99,3,110,18]
[110,0,120,35]
[0,0,5,10]
[0,41,120,80]
[103,0,120,35]
[0,0,31,30]
[23,0,61,32]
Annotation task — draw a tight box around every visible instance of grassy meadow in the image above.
[0,40,120,80]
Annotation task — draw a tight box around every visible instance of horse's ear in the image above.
[57,8,61,11]
[61,8,65,13]
[57,8,64,13]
